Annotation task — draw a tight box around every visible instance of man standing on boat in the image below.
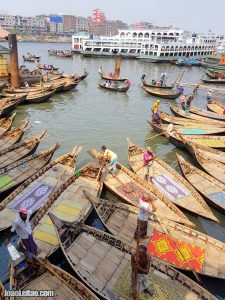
[141,73,146,82]
[152,100,160,114]
[131,245,154,297]
[6,208,37,257]
[134,194,156,240]
[143,147,157,182]
[101,145,118,173]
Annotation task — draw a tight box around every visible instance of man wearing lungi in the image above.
[143,147,156,183]
[6,208,37,257]
[131,245,154,296]
[134,194,156,240]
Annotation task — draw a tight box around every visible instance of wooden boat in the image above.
[37,63,59,71]
[0,143,59,195]
[202,78,225,84]
[207,98,225,115]
[170,104,225,126]
[48,50,73,58]
[23,55,40,62]
[206,69,225,79]
[143,87,182,99]
[207,64,225,71]
[50,214,216,299]
[77,72,89,80]
[0,113,16,136]
[185,141,225,164]
[0,130,46,169]
[24,89,55,104]
[165,130,225,150]
[148,120,225,135]
[88,148,194,227]
[61,80,79,92]
[84,191,225,279]
[99,69,127,81]
[159,111,225,127]
[192,146,225,183]
[1,93,28,105]
[142,80,174,89]
[177,154,225,213]
[0,98,20,118]
[0,146,81,231]
[187,104,225,121]
[127,138,217,221]
[98,82,130,92]
[0,121,29,151]
[32,162,103,258]
[11,257,99,300]
[3,86,51,94]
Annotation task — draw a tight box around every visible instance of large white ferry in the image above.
[72,29,224,62]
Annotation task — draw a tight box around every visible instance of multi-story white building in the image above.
[49,15,64,34]
[0,14,46,33]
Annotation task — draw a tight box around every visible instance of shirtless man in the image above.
[131,245,154,297]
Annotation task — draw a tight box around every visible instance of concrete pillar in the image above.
[8,34,20,87]
[114,58,121,78]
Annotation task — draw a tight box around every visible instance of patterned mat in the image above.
[113,262,188,300]
[147,230,205,272]
[152,174,189,201]
[208,192,225,209]
[8,182,54,212]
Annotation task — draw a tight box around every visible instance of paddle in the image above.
[145,132,164,141]
[132,219,140,300]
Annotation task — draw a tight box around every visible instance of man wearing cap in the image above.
[152,100,160,114]
[143,147,156,183]
[6,208,37,256]
[134,194,156,240]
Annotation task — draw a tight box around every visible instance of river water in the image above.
[0,42,225,298]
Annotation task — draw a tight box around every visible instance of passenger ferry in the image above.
[72,29,224,62]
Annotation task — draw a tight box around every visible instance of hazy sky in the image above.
[0,0,225,34]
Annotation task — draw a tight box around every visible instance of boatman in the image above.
[5,209,37,257]
[152,100,160,114]
[131,245,154,297]
[134,194,156,240]
[143,147,157,182]
[141,73,146,82]
[206,90,212,104]
[101,145,118,173]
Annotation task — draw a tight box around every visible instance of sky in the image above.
[0,0,225,34]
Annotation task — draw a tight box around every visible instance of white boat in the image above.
[72,29,224,62]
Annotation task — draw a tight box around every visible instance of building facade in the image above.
[62,15,76,33]
[49,15,63,34]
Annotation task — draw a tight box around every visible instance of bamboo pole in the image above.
[132,219,140,300]
[145,132,164,141]
[114,59,121,78]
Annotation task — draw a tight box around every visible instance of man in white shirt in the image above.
[134,194,156,240]
[6,208,37,257]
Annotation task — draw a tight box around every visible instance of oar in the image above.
[154,210,205,287]
[145,132,164,141]
[175,70,185,86]
[133,219,140,300]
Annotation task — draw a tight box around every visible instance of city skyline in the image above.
[0,0,225,34]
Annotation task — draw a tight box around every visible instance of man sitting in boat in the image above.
[166,123,176,137]
[152,100,160,114]
[113,82,119,88]
[151,112,161,125]
[131,244,154,297]
[101,145,118,173]
[6,208,38,258]
[143,147,157,182]
[151,79,156,86]
[206,91,212,104]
